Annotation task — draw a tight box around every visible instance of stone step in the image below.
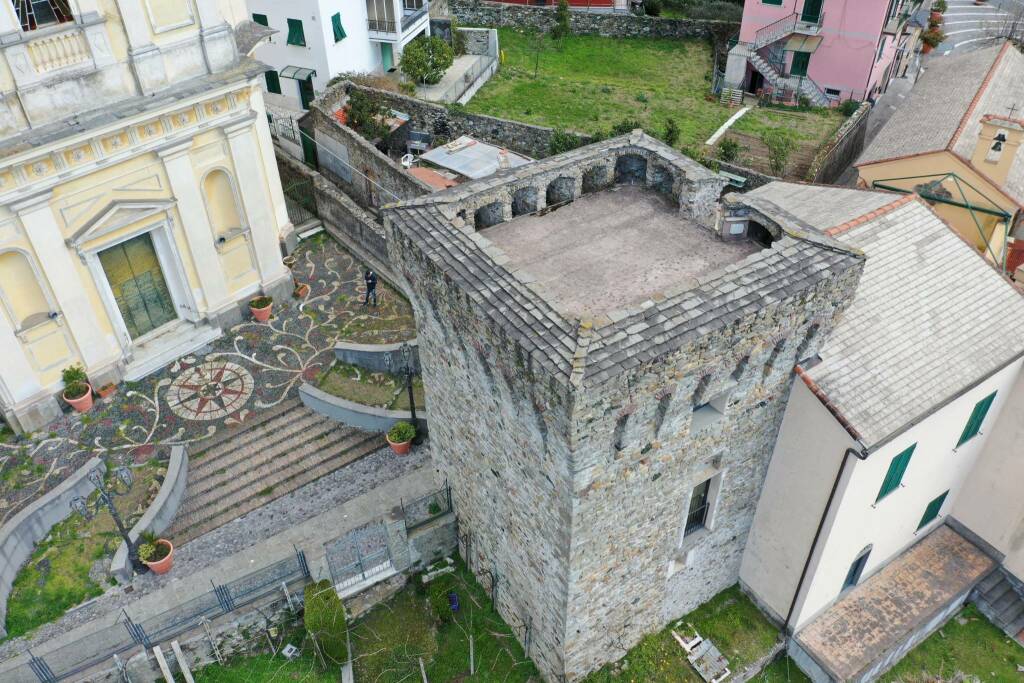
[169,432,381,544]
[178,422,369,513]
[985,579,1014,605]
[992,585,1021,617]
[189,398,308,465]
[997,599,1024,627]
[188,397,303,459]
[977,569,1004,594]
[187,409,337,483]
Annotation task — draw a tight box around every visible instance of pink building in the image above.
[724,0,921,106]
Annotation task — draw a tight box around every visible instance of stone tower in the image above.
[384,133,864,680]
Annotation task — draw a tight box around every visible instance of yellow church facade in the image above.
[0,0,294,432]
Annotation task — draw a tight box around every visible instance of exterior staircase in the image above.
[973,567,1024,644]
[748,52,830,107]
[166,398,382,545]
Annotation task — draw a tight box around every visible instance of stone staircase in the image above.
[973,567,1024,643]
[166,398,382,545]
[748,52,830,107]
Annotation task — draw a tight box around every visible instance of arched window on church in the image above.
[202,169,244,238]
[0,250,51,329]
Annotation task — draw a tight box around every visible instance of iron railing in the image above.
[439,55,496,103]
[7,549,311,682]
[753,10,825,50]
[328,547,393,592]
[401,482,452,530]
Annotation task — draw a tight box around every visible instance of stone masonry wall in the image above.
[561,266,861,679]
[327,81,591,160]
[450,0,738,40]
[386,222,578,679]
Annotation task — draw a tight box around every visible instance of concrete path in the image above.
[417,54,483,103]
[0,465,436,677]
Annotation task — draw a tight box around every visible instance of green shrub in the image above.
[763,130,796,176]
[304,580,349,668]
[551,0,572,39]
[449,17,468,55]
[717,137,740,162]
[933,0,947,12]
[346,89,390,140]
[549,129,583,155]
[645,0,663,17]
[61,364,90,399]
[610,118,644,136]
[387,421,416,443]
[922,27,945,47]
[400,35,454,85]
[662,118,680,147]
[838,99,861,116]
[249,296,272,309]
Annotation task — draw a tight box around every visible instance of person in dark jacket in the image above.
[363,269,378,307]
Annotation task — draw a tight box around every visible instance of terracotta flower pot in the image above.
[63,383,94,413]
[143,539,174,575]
[96,383,117,399]
[386,436,412,455]
[250,302,273,322]
[922,42,934,54]
[293,283,310,298]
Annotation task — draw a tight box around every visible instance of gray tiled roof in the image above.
[387,134,864,386]
[857,44,1008,166]
[749,182,1024,448]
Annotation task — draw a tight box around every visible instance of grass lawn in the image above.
[317,361,426,410]
[717,106,846,179]
[583,585,790,682]
[194,624,335,683]
[350,559,538,682]
[466,28,732,149]
[2,462,160,641]
[881,604,1024,682]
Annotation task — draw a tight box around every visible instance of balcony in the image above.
[366,0,429,40]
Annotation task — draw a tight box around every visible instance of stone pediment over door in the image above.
[66,200,176,257]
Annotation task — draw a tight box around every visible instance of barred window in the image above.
[13,0,74,32]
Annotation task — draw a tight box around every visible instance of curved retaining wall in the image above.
[334,339,421,375]
[111,445,189,584]
[0,457,105,638]
[299,382,428,434]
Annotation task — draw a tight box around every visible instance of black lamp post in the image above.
[387,342,422,445]
[71,465,141,570]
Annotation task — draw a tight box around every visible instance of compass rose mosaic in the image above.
[167,360,255,421]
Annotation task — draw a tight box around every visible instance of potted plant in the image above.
[386,421,416,455]
[931,0,946,21]
[61,364,93,413]
[249,296,273,322]
[921,27,945,53]
[96,382,117,400]
[138,531,174,575]
[293,282,310,298]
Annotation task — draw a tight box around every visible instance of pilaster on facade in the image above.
[157,141,234,319]
[12,191,115,375]
[194,0,236,73]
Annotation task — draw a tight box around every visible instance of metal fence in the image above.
[283,179,319,227]
[8,549,311,683]
[440,54,496,104]
[327,547,394,593]
[402,482,452,530]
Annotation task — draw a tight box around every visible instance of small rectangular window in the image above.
[917,490,949,530]
[825,88,841,97]
[876,444,915,502]
[287,18,306,46]
[763,0,783,4]
[685,479,712,536]
[876,38,886,63]
[957,391,996,447]
[331,12,347,42]
[842,548,871,591]
[252,13,268,26]
[264,70,282,94]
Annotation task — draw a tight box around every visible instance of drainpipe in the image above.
[783,444,869,634]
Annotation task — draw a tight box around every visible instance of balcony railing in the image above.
[367,17,396,33]
[366,0,428,35]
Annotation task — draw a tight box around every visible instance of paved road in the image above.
[937,0,1022,56]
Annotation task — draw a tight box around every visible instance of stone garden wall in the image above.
[449,0,738,40]
[110,446,188,583]
[0,458,104,639]
[806,101,872,184]
[334,339,421,375]
[298,382,428,434]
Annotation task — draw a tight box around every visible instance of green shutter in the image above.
[332,13,346,42]
[917,490,949,530]
[763,0,783,4]
[876,444,915,502]
[957,392,996,447]
[287,18,306,46]
[791,52,811,77]
[252,13,268,26]
[264,70,281,94]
